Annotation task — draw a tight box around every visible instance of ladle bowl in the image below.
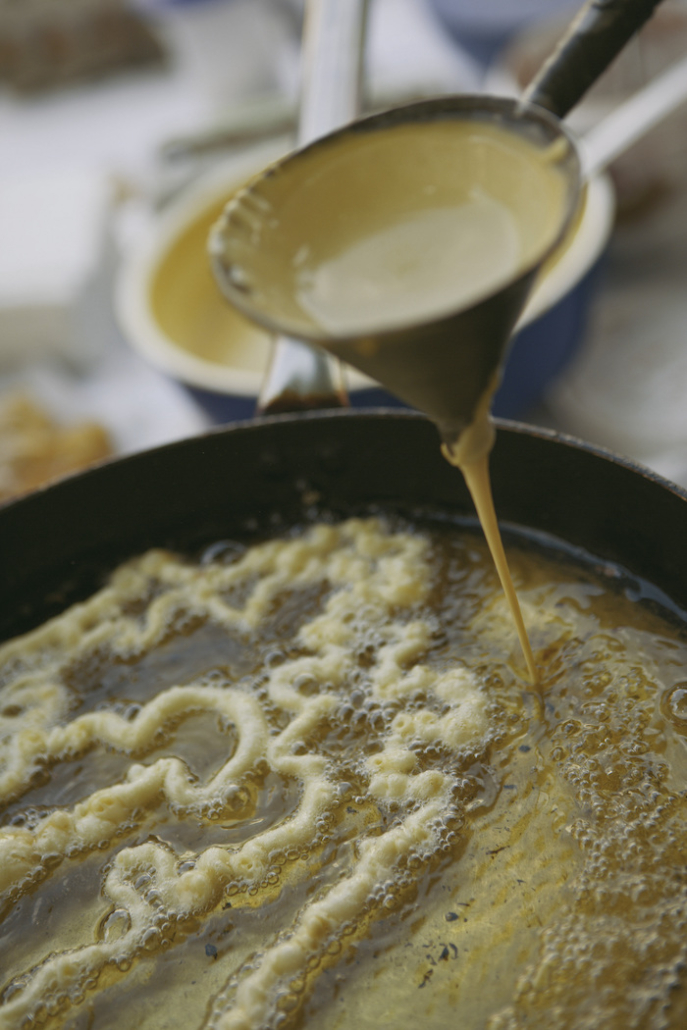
[209,95,581,446]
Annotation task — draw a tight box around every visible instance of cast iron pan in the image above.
[2,410,687,645]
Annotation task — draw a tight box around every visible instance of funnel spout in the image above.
[324,263,538,447]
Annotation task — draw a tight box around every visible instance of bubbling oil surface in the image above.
[1,517,687,1030]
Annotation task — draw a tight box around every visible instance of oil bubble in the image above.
[662,684,687,731]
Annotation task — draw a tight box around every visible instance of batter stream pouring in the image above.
[210,0,666,682]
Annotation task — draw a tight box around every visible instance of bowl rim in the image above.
[517,170,615,328]
[116,136,615,398]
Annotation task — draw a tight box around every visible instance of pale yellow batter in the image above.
[215,119,571,338]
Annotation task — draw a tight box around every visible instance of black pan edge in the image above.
[1,410,686,642]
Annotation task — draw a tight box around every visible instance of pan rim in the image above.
[2,409,685,516]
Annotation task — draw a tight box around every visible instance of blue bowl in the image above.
[493,251,606,419]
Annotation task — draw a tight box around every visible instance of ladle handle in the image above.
[257,0,368,416]
[579,50,687,176]
[523,0,665,119]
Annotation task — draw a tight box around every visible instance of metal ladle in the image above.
[209,0,666,449]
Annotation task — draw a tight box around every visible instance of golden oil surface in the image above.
[1,518,686,1030]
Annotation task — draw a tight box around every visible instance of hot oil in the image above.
[297,528,687,1029]
[1,519,686,1029]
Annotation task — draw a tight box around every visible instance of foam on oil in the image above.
[1,518,686,1028]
